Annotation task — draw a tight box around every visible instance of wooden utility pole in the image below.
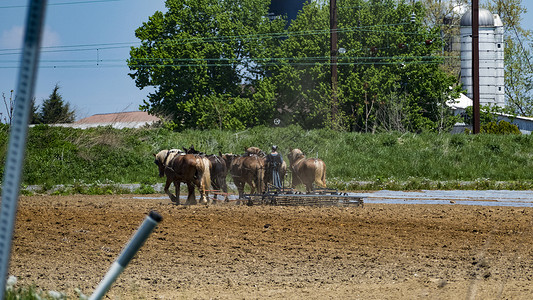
[330,0,338,124]
[472,0,480,133]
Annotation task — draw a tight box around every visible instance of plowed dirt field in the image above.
[8,194,533,299]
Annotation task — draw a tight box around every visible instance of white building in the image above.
[460,8,505,107]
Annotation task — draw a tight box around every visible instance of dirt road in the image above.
[8,194,533,299]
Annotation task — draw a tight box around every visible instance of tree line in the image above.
[128,0,464,132]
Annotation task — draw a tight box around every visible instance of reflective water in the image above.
[348,190,533,207]
[135,190,533,208]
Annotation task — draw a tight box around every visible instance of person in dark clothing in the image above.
[265,145,284,189]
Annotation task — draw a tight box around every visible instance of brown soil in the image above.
[8,194,533,299]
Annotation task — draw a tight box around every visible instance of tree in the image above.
[129,0,285,130]
[485,0,533,116]
[268,0,462,132]
[39,84,75,124]
[129,0,462,132]
[29,98,40,125]
[1,90,14,124]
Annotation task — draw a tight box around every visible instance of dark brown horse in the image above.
[154,149,211,205]
[207,154,229,202]
[226,153,265,203]
[287,148,326,193]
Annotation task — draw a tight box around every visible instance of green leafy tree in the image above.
[129,0,462,132]
[39,84,75,124]
[485,0,533,116]
[128,0,285,130]
[268,0,462,132]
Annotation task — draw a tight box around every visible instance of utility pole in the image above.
[330,0,338,125]
[472,0,480,133]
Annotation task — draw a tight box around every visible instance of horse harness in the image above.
[162,149,184,173]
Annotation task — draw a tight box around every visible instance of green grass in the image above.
[1,124,533,192]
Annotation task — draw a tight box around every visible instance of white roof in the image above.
[447,93,472,109]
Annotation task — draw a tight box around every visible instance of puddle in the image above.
[132,190,533,207]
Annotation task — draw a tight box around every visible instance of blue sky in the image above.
[0,0,533,122]
[0,0,166,121]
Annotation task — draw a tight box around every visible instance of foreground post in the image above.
[89,211,163,300]
[0,1,48,298]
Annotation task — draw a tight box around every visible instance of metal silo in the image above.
[460,8,505,107]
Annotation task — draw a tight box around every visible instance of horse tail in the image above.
[201,157,211,191]
[314,159,327,188]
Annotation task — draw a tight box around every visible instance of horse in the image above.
[207,153,229,202]
[244,146,265,157]
[226,153,265,203]
[287,148,326,193]
[154,149,211,205]
[183,146,229,202]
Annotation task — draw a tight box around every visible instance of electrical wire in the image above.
[0,22,436,56]
[0,0,121,9]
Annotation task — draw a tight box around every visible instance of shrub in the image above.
[480,120,521,135]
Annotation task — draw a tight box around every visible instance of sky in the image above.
[0,0,533,122]
[0,0,166,121]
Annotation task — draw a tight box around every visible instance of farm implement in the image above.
[243,186,364,207]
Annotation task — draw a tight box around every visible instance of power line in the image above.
[0,55,456,69]
[0,22,435,56]
[0,0,121,9]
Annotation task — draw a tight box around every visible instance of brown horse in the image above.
[183,146,229,202]
[207,154,229,202]
[226,153,265,203]
[287,148,326,192]
[154,149,211,205]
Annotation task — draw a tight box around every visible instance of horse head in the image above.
[288,148,305,165]
[221,153,238,170]
[185,145,206,156]
[244,146,265,157]
[154,150,169,177]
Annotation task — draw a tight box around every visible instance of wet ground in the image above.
[350,190,533,207]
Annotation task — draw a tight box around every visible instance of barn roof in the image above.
[53,111,160,129]
[76,111,160,124]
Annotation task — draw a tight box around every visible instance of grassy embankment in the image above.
[0,124,532,195]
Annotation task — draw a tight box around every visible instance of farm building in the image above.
[53,111,160,129]
[448,94,533,134]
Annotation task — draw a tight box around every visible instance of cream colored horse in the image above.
[287,148,326,192]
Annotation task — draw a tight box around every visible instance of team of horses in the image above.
[153,146,326,205]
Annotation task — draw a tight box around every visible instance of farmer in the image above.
[265,145,284,189]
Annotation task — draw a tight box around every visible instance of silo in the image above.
[460,8,505,107]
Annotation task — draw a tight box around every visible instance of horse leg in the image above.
[174,180,181,205]
[305,181,313,193]
[221,177,229,202]
[186,182,197,205]
[164,178,178,203]
[211,178,220,202]
[198,180,209,205]
[235,179,245,205]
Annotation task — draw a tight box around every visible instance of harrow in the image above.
[243,186,364,207]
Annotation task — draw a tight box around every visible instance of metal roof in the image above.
[460,8,496,27]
